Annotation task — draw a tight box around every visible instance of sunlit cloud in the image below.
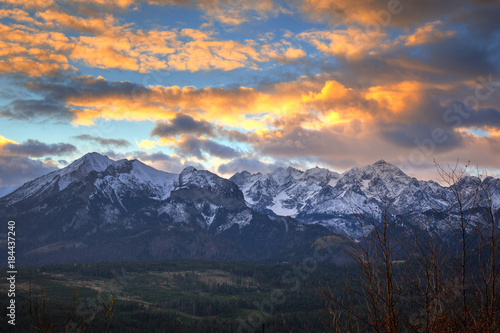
[298,27,386,61]
[0,135,18,148]
[1,0,500,182]
[401,21,456,46]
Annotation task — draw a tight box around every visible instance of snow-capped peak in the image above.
[62,152,114,176]
[179,166,220,189]
[267,167,294,187]
[302,167,340,186]
[56,152,114,190]
[2,152,115,204]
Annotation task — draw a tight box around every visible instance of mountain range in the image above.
[0,153,345,265]
[1,152,499,265]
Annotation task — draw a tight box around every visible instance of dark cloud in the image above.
[299,0,498,29]
[151,114,215,138]
[177,137,240,160]
[0,77,148,122]
[461,108,500,128]
[379,123,463,152]
[133,151,177,163]
[417,37,499,79]
[217,157,284,175]
[0,98,73,121]
[2,140,77,157]
[101,150,205,173]
[25,76,147,101]
[449,4,500,38]
[217,128,258,142]
[136,151,206,172]
[0,156,58,187]
[73,134,131,148]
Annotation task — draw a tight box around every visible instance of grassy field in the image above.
[0,260,345,332]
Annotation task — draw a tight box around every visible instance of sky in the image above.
[1,0,500,187]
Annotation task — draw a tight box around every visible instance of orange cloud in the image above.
[147,0,285,25]
[36,10,118,34]
[62,75,372,133]
[166,31,265,71]
[2,0,135,10]
[0,5,304,75]
[302,80,350,102]
[403,22,456,46]
[7,0,284,25]
[365,81,423,115]
[0,8,35,23]
[0,18,75,76]
[298,27,386,61]
[0,135,18,149]
[261,42,307,62]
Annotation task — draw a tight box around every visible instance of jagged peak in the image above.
[229,170,254,186]
[286,166,304,179]
[286,166,303,173]
[234,170,252,177]
[270,166,286,174]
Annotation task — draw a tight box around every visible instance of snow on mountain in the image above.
[286,166,304,179]
[231,166,338,217]
[302,166,340,187]
[231,160,500,237]
[93,159,178,202]
[4,151,500,243]
[58,152,114,190]
[231,165,342,218]
[4,152,114,205]
[1,153,340,265]
[179,166,219,189]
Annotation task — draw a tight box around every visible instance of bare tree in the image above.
[320,195,405,333]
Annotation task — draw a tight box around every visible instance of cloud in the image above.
[102,150,205,173]
[296,0,494,28]
[2,139,77,157]
[151,113,215,138]
[217,156,283,175]
[298,27,386,61]
[176,137,240,159]
[73,134,131,147]
[130,151,188,172]
[0,6,302,77]
[0,98,73,121]
[0,21,74,77]
[0,155,59,187]
[12,75,266,126]
[145,0,286,25]
[6,0,286,26]
[460,107,500,129]
[402,21,456,46]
